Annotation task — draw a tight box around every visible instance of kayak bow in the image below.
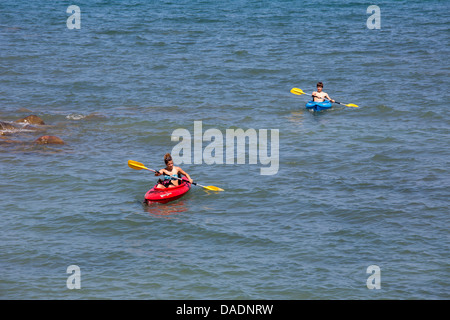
[305,100,333,111]
[144,177,191,204]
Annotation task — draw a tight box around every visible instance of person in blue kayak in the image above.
[154,153,193,188]
[312,82,335,103]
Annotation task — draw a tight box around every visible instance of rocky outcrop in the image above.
[1,115,65,146]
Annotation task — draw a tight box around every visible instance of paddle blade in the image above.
[290,88,306,95]
[204,185,224,192]
[128,160,147,170]
[345,103,359,108]
[192,181,224,191]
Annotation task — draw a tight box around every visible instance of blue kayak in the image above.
[305,100,332,111]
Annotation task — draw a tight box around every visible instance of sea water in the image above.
[0,0,448,299]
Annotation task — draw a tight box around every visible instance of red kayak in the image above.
[144,177,191,204]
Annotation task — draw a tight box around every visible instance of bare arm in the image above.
[324,93,335,102]
[177,167,193,183]
[155,169,170,176]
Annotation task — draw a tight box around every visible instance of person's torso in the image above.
[313,91,328,101]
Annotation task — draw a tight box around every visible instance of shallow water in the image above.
[1,0,449,299]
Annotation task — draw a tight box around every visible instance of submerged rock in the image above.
[15,115,45,125]
[34,135,65,145]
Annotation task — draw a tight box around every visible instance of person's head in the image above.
[317,82,323,92]
[164,153,173,169]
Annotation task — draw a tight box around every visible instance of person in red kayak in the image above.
[312,82,335,102]
[155,153,193,188]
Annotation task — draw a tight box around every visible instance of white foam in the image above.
[66,114,86,120]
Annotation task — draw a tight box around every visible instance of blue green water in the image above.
[1,0,449,299]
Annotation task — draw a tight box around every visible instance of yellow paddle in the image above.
[291,87,359,108]
[128,160,224,192]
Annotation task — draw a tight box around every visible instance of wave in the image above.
[0,120,38,134]
[65,112,107,121]
[65,114,87,120]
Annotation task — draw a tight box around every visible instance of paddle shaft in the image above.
[292,88,356,107]
[311,94,348,106]
[314,96,355,107]
[293,89,334,101]
[128,160,224,191]
[152,168,213,189]
[145,166,192,184]
[129,161,209,189]
[306,92,341,104]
